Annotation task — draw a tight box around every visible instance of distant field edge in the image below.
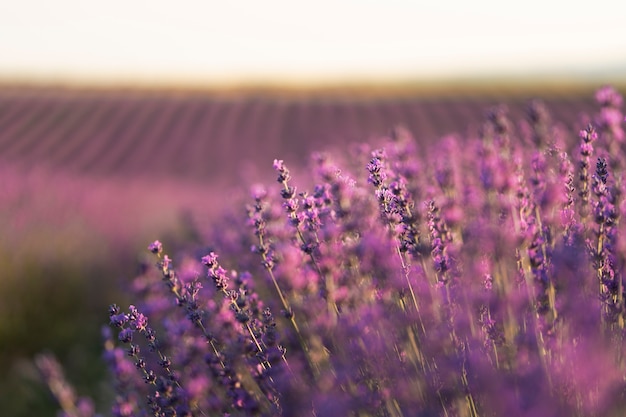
[1,75,625,99]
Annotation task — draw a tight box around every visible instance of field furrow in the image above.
[0,88,608,183]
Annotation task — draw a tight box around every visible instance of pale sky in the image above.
[1,0,625,85]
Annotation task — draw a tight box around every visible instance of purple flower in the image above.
[366,154,387,186]
[148,240,163,254]
[129,307,148,331]
[161,255,171,270]
[579,124,598,143]
[273,159,291,183]
[118,328,133,343]
[109,313,128,328]
[209,265,229,290]
[250,183,267,200]
[596,157,608,184]
[595,85,623,108]
[200,252,218,268]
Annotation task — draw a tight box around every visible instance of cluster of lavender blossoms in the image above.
[40,87,626,416]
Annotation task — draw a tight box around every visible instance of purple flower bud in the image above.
[201,252,218,268]
[283,199,298,213]
[144,370,157,384]
[209,265,229,290]
[128,344,140,356]
[132,313,148,332]
[273,159,291,182]
[595,85,623,108]
[159,357,171,368]
[483,274,493,290]
[367,157,387,186]
[579,141,593,157]
[118,328,133,343]
[579,125,598,143]
[148,240,163,254]
[272,158,284,171]
[109,313,128,328]
[280,186,296,199]
[596,158,608,184]
[113,401,135,417]
[161,255,171,270]
[250,183,267,200]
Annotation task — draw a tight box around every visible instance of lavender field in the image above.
[0,86,601,182]
[2,84,625,416]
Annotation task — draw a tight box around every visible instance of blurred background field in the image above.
[1,0,626,415]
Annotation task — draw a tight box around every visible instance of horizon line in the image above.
[1,71,625,98]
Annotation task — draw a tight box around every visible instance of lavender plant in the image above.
[39,86,626,417]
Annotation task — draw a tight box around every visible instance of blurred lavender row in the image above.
[0,87,600,183]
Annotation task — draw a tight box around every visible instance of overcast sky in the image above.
[1,0,625,85]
